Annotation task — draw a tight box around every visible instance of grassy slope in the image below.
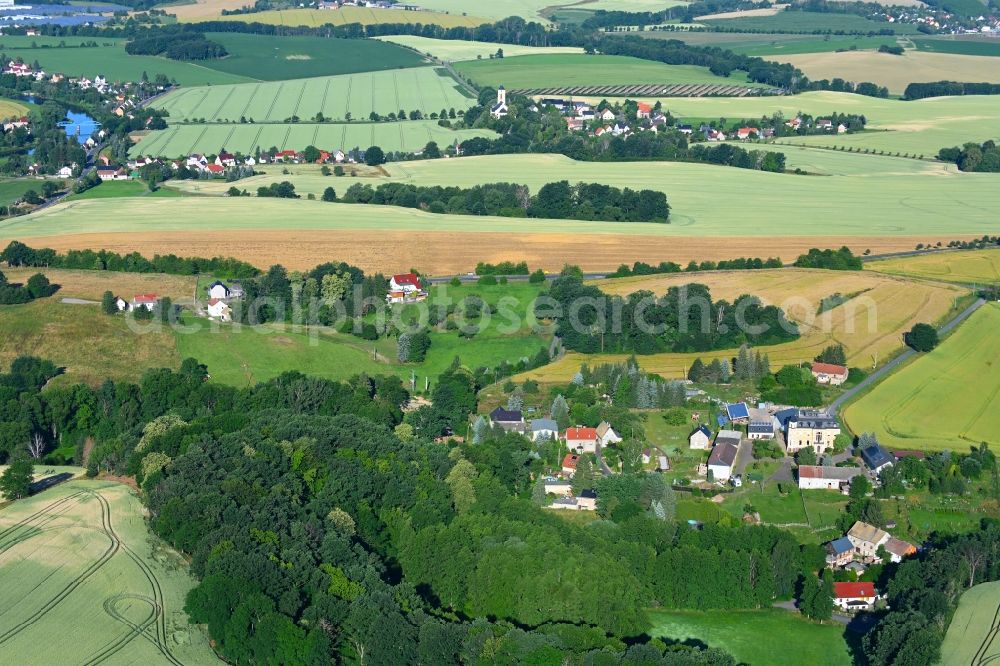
[648,609,852,666]
[0,178,57,207]
[374,35,584,62]
[664,33,902,57]
[0,480,218,664]
[0,97,30,120]
[866,248,1000,284]
[842,303,1000,452]
[454,53,761,88]
[65,180,188,200]
[702,11,920,34]
[185,6,489,27]
[914,35,1000,57]
[939,580,1000,666]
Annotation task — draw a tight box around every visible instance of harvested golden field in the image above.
[0,299,180,386]
[163,0,248,19]
[774,51,1000,94]
[4,229,975,276]
[866,248,1000,285]
[521,269,968,382]
[2,268,197,301]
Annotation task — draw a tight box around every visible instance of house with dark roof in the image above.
[786,409,840,454]
[861,444,894,473]
[207,280,231,300]
[707,441,739,482]
[689,424,712,450]
[748,418,776,440]
[726,403,750,423]
[489,407,525,432]
[530,418,558,442]
[826,536,854,567]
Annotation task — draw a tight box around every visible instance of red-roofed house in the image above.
[564,426,599,454]
[736,127,759,140]
[833,582,877,611]
[811,362,849,386]
[205,163,225,175]
[387,273,427,304]
[561,453,580,476]
[215,150,237,167]
[274,150,300,162]
[636,102,653,119]
[132,294,158,311]
[207,298,232,321]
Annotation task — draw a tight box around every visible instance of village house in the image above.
[736,127,759,140]
[747,416,776,440]
[689,424,712,450]
[862,443,895,474]
[564,426,599,454]
[847,521,890,560]
[490,86,508,119]
[797,465,864,491]
[3,116,29,131]
[811,361,849,386]
[56,166,74,178]
[489,407,525,433]
[785,409,841,454]
[543,477,572,496]
[205,164,225,176]
[825,536,855,567]
[215,150,237,168]
[636,102,653,119]
[576,489,598,511]
[676,123,693,134]
[131,294,158,312]
[207,280,231,300]
[596,421,621,447]
[816,119,834,130]
[726,403,750,424]
[96,167,129,181]
[561,453,579,476]
[228,281,245,300]
[530,418,558,442]
[113,296,129,312]
[600,108,616,122]
[833,582,877,612]
[386,273,426,304]
[707,440,738,482]
[565,117,585,131]
[207,299,232,322]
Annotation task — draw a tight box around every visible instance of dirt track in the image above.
[13,230,979,274]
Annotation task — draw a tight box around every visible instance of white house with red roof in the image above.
[736,127,759,140]
[811,362,848,386]
[205,164,225,175]
[131,294,158,311]
[636,102,652,119]
[207,298,232,321]
[561,453,580,476]
[215,150,237,168]
[833,582,877,612]
[387,273,427,304]
[564,426,599,454]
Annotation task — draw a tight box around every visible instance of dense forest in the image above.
[903,81,1000,100]
[125,32,228,60]
[937,140,1000,172]
[541,272,798,354]
[338,180,671,222]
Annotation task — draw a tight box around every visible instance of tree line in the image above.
[124,30,228,60]
[903,81,1000,100]
[937,140,1000,172]
[0,269,55,304]
[542,273,799,355]
[793,246,863,270]
[609,256,784,278]
[337,180,671,222]
[1,241,260,279]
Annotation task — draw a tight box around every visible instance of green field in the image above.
[0,36,252,86]
[661,31,902,56]
[0,178,59,207]
[0,96,30,120]
[199,33,426,80]
[649,609,852,666]
[914,35,1000,57]
[703,10,920,34]
[454,53,762,89]
[843,303,1000,452]
[131,121,494,157]
[940,580,1000,665]
[153,67,474,123]
[187,6,488,27]
[867,249,1000,285]
[0,480,219,664]
[66,180,188,200]
[10,153,1000,239]
[374,35,584,62]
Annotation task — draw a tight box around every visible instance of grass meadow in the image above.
[648,609,852,666]
[0,97,29,119]
[374,35,584,62]
[842,303,1000,452]
[914,35,1000,57]
[702,10,920,34]
[0,480,218,664]
[185,6,489,27]
[152,67,474,123]
[453,54,763,89]
[939,581,1000,665]
[867,249,1000,285]
[0,177,59,207]
[663,32,902,56]
[131,121,494,157]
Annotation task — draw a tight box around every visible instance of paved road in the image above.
[827,297,986,415]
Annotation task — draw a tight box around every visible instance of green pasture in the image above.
[842,303,1000,452]
[702,11,920,34]
[648,609,852,666]
[374,35,583,62]
[867,248,1000,285]
[0,36,251,85]
[10,153,1000,239]
[0,480,218,664]
[187,6,488,28]
[914,35,1000,57]
[66,180,187,200]
[939,581,1000,665]
[403,0,563,22]
[657,31,901,56]
[0,178,59,207]
[131,121,494,157]
[202,33,426,80]
[152,66,473,123]
[453,53,763,89]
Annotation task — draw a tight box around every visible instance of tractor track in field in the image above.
[972,599,1000,664]
[82,594,160,666]
[0,490,120,646]
[0,491,85,547]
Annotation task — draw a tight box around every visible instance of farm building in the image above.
[833,582,877,612]
[884,537,917,563]
[714,429,742,448]
[707,441,739,482]
[387,273,427,304]
[797,465,864,491]
[812,361,849,386]
[726,403,750,423]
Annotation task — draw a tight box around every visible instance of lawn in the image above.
[152,67,474,123]
[185,6,489,27]
[724,484,808,524]
[648,608,852,666]
[0,480,218,664]
[0,177,59,207]
[842,303,1000,452]
[453,54,762,89]
[374,35,583,62]
[202,33,426,80]
[939,580,1000,666]
[702,10,920,34]
[914,34,1000,57]
[131,121,494,158]
[65,180,188,200]
[866,248,1000,285]
[0,96,29,120]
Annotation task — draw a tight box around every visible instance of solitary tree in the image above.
[904,323,938,352]
[322,187,337,202]
[0,457,33,500]
[101,290,117,315]
[364,145,385,166]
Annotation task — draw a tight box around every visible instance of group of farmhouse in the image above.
[489,87,851,141]
[107,279,244,321]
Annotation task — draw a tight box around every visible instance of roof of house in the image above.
[392,273,422,287]
[790,409,839,430]
[637,102,652,112]
[489,407,523,423]
[726,403,750,420]
[596,421,617,438]
[862,444,894,469]
[715,429,742,447]
[205,164,224,173]
[561,453,579,469]
[894,450,926,460]
[799,465,863,481]
[834,582,875,599]
[133,293,157,303]
[207,298,225,306]
[828,536,854,555]
[848,521,888,545]
[707,441,738,468]
[578,488,597,499]
[565,426,598,441]
[812,361,848,376]
[531,418,558,432]
[884,537,916,558]
[748,420,775,434]
[208,280,228,289]
[692,424,712,439]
